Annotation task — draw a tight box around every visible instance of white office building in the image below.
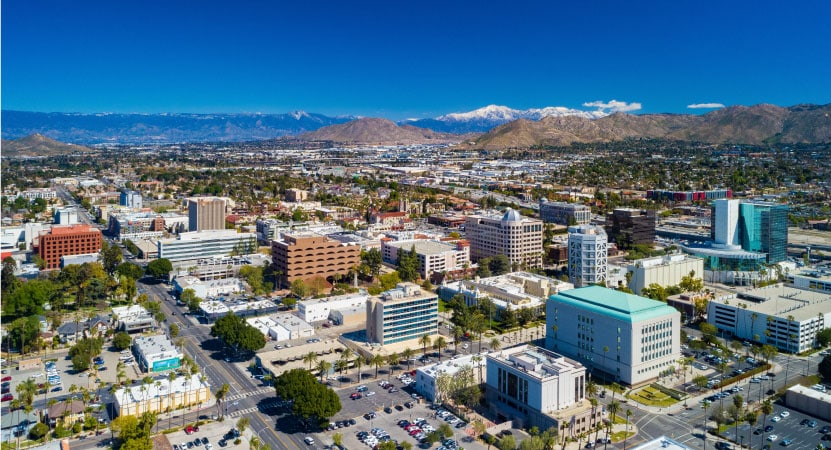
[706,284,831,353]
[547,286,681,387]
[53,207,79,225]
[114,373,211,417]
[132,335,183,373]
[439,271,573,317]
[381,239,470,280]
[367,283,438,346]
[465,209,543,269]
[112,305,155,333]
[297,291,369,323]
[157,230,257,263]
[627,254,705,295]
[568,225,608,287]
[415,353,488,402]
[539,200,591,225]
[173,275,244,299]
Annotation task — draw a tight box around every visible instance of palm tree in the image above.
[215,383,230,420]
[761,399,773,444]
[386,352,400,378]
[16,378,38,412]
[354,355,364,381]
[316,360,332,382]
[745,411,757,450]
[452,326,464,355]
[334,359,348,384]
[607,400,620,423]
[303,351,318,370]
[601,345,610,384]
[490,338,501,352]
[623,409,632,449]
[434,337,447,361]
[701,400,710,449]
[472,355,483,384]
[419,334,432,358]
[154,380,163,431]
[732,394,744,439]
[236,417,250,436]
[402,348,414,370]
[370,354,385,378]
[167,372,177,430]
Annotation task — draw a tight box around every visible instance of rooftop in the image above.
[385,239,457,255]
[550,286,680,323]
[417,352,487,379]
[487,345,584,381]
[114,373,209,404]
[716,284,831,321]
[134,335,180,359]
[631,436,692,450]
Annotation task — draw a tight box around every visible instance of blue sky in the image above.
[3,0,830,119]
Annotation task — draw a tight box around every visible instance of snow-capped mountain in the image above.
[404,104,610,133]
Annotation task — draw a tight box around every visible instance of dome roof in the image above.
[501,208,522,222]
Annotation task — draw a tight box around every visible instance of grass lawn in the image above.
[628,386,680,407]
[610,431,634,442]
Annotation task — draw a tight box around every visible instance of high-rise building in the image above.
[187,197,227,232]
[465,209,543,269]
[53,207,79,225]
[606,208,656,248]
[567,225,608,287]
[271,233,361,289]
[381,239,470,280]
[546,286,681,386]
[710,199,788,263]
[120,190,143,209]
[36,225,102,270]
[366,283,438,346]
[539,200,591,225]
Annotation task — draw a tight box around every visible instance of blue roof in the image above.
[549,286,679,323]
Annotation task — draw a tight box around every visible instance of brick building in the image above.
[36,225,102,270]
[271,233,361,289]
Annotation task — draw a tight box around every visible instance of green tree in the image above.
[816,328,831,348]
[210,312,266,354]
[116,262,145,280]
[497,434,516,450]
[641,283,668,301]
[475,258,492,278]
[113,332,132,351]
[169,323,180,339]
[146,258,173,279]
[489,254,511,276]
[362,248,383,280]
[2,256,21,295]
[273,369,342,427]
[180,288,202,312]
[239,265,272,295]
[397,245,419,282]
[290,279,309,299]
[678,270,704,293]
[100,241,123,275]
[819,355,831,380]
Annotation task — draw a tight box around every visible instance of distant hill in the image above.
[403,104,606,133]
[1,111,354,144]
[298,118,467,145]
[2,134,94,157]
[460,103,831,149]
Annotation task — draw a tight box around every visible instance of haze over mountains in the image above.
[2,103,830,148]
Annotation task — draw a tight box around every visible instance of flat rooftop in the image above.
[418,352,487,379]
[718,284,831,321]
[385,239,456,255]
[488,345,583,380]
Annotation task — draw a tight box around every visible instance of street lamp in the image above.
[253,426,269,450]
[702,400,710,450]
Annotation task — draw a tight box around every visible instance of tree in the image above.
[497,435,516,450]
[370,354,385,379]
[434,336,447,361]
[100,241,123,275]
[290,279,309,299]
[362,248,382,280]
[475,258,492,278]
[316,360,332,382]
[2,256,20,295]
[169,323,179,339]
[303,352,318,370]
[236,417,250,436]
[273,369,342,427]
[678,270,704,293]
[239,265,272,295]
[819,355,831,380]
[116,262,145,280]
[438,423,454,439]
[641,283,667,302]
[397,245,419,282]
[210,312,266,354]
[420,334,432,358]
[146,258,173,279]
[816,328,831,348]
[179,288,202,312]
[113,332,132,351]
[489,255,511,276]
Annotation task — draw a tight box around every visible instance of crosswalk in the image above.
[226,398,285,418]
[224,388,273,402]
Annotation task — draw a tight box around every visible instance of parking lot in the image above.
[720,403,831,449]
[165,417,239,450]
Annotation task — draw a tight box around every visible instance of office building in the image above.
[198,299,279,321]
[173,276,244,299]
[606,208,656,248]
[415,353,488,402]
[710,199,788,264]
[627,254,705,295]
[18,188,57,200]
[36,224,102,270]
[485,345,598,435]
[298,291,369,323]
[381,239,470,280]
[567,225,608,287]
[187,197,228,232]
[157,230,257,263]
[465,209,543,269]
[245,313,315,342]
[108,212,166,240]
[706,284,830,353]
[120,190,143,209]
[271,232,361,289]
[285,188,310,202]
[53,207,79,225]
[367,283,438,346]
[132,334,183,373]
[439,272,573,317]
[114,373,211,417]
[546,286,682,386]
[539,200,591,226]
[789,267,831,293]
[112,305,156,333]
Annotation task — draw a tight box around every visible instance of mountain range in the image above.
[2,103,831,147]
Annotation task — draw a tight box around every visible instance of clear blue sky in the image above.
[3,0,830,119]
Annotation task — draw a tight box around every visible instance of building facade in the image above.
[539,200,591,225]
[188,197,227,232]
[546,286,682,387]
[465,209,543,269]
[36,224,103,270]
[157,230,257,263]
[132,335,183,373]
[567,225,608,287]
[366,283,438,346]
[271,232,361,289]
[298,291,369,323]
[114,373,211,417]
[381,239,470,280]
[710,199,788,264]
[120,190,143,209]
[606,208,656,248]
[415,353,488,402]
[627,254,705,295]
[485,345,599,435]
[706,284,830,353]
[438,271,574,317]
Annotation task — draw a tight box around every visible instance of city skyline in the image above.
[2,1,831,120]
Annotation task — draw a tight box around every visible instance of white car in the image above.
[303,437,314,445]
[366,391,376,397]
[771,416,781,422]
[767,434,778,441]
[780,411,789,418]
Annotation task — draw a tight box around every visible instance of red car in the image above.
[185,425,199,435]
[1,376,11,382]
[1,394,13,402]
[350,393,362,400]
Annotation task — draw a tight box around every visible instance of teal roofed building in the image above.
[546,285,681,387]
